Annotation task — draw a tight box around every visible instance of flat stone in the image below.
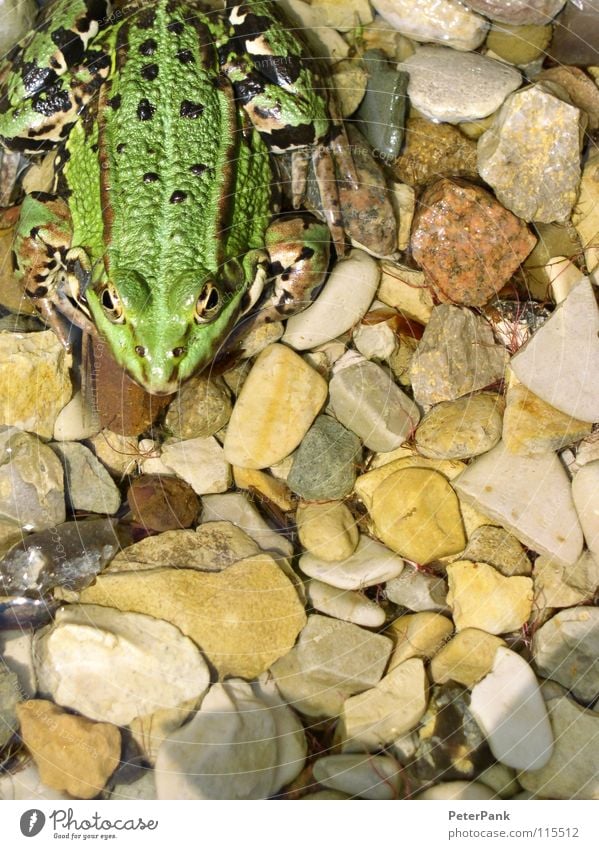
[353,317,398,362]
[311,0,373,30]
[299,534,404,590]
[0,0,36,55]
[402,47,520,124]
[87,428,141,477]
[328,359,420,452]
[465,0,566,25]
[477,84,582,223]
[533,553,597,610]
[0,330,72,438]
[454,442,584,567]
[461,525,531,577]
[0,668,20,748]
[126,474,200,532]
[110,773,157,800]
[356,51,408,160]
[510,280,599,422]
[518,695,599,799]
[539,66,599,131]
[356,454,465,509]
[287,415,361,500]
[233,467,293,511]
[415,394,504,460]
[0,517,21,558]
[270,614,392,718]
[385,566,449,613]
[470,648,553,771]
[503,376,592,455]
[447,560,533,634]
[332,58,368,118]
[411,179,535,307]
[392,117,478,187]
[76,555,306,680]
[108,523,259,573]
[0,761,71,801]
[0,631,35,698]
[34,604,210,725]
[224,344,327,469]
[53,391,100,441]
[430,628,505,687]
[416,781,496,800]
[371,0,488,51]
[312,754,402,800]
[155,679,306,800]
[532,607,599,703]
[201,492,293,557]
[387,613,453,670]
[0,427,65,532]
[409,306,508,406]
[573,461,599,567]
[307,580,385,628]
[51,441,121,515]
[572,151,599,274]
[283,250,378,350]
[161,436,231,495]
[296,501,359,562]
[370,468,466,564]
[486,22,552,64]
[16,699,121,799]
[340,658,428,748]
[164,374,231,439]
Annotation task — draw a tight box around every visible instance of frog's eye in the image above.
[194,281,221,324]
[99,282,125,323]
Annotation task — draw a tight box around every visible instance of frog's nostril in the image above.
[135,345,146,357]
[172,346,186,357]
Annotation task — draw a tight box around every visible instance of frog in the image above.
[0,0,358,395]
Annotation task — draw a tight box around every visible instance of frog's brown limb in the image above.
[312,142,348,257]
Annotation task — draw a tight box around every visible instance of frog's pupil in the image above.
[206,288,219,310]
[102,289,115,309]
[172,347,186,357]
[135,345,146,357]
[139,39,157,55]
[190,163,206,175]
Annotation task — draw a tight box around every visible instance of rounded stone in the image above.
[287,415,362,501]
[415,393,504,460]
[127,474,201,531]
[296,501,359,562]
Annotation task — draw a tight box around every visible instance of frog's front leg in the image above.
[12,193,96,344]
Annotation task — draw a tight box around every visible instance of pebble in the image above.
[51,441,121,515]
[532,607,599,703]
[486,22,552,65]
[282,250,379,350]
[370,467,466,564]
[0,667,20,748]
[518,695,599,799]
[126,474,201,532]
[392,117,478,187]
[402,47,521,124]
[385,567,449,613]
[311,0,373,30]
[270,614,392,718]
[331,59,368,118]
[223,344,327,469]
[454,441,584,567]
[34,604,210,725]
[287,415,361,500]
[370,0,488,52]
[110,773,157,800]
[0,761,71,801]
[280,0,350,60]
[572,461,599,566]
[161,436,231,495]
[0,330,72,439]
[415,394,504,460]
[0,427,65,532]
[533,553,597,610]
[503,375,592,455]
[16,699,121,799]
[328,359,420,452]
[416,781,496,800]
[573,151,599,274]
[77,554,306,680]
[53,391,100,442]
[353,315,398,362]
[430,628,505,687]
[296,501,359,562]
[470,647,553,771]
[387,613,453,669]
[539,67,599,131]
[447,560,533,634]
[409,306,509,407]
[461,525,531,577]
[477,84,582,223]
[155,679,306,800]
[299,534,404,590]
[510,280,599,423]
[0,631,35,697]
[355,51,408,160]
[356,454,465,509]
[465,0,566,25]
[312,754,402,800]
[0,517,21,558]
[164,374,232,439]
[87,428,140,478]
[201,492,293,557]
[0,0,36,54]
[307,580,385,628]
[411,179,536,307]
[340,657,428,748]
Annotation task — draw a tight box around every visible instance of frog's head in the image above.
[86,263,253,395]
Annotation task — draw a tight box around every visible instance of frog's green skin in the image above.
[0,0,354,395]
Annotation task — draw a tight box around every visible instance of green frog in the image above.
[0,0,357,394]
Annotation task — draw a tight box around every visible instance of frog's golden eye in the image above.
[195,281,221,323]
[99,282,125,323]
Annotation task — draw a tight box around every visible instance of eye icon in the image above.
[19,810,46,837]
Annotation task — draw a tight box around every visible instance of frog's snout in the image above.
[132,343,187,396]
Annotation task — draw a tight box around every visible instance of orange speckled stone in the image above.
[411,178,536,307]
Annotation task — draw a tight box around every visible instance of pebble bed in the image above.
[1,0,599,801]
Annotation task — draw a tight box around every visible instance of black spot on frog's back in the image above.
[139,38,157,56]
[175,49,194,64]
[141,63,159,81]
[137,99,156,121]
[180,100,204,119]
